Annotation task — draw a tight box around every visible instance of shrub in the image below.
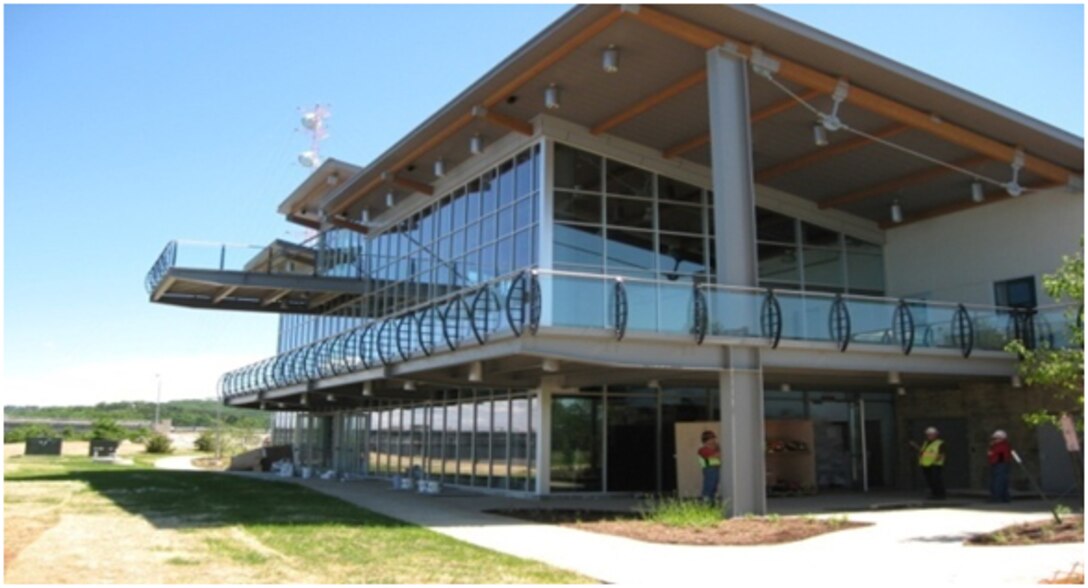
[4,424,58,443]
[90,418,129,442]
[640,496,723,528]
[194,431,215,452]
[144,433,174,454]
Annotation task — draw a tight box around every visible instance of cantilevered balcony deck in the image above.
[145,239,373,314]
[217,268,1078,405]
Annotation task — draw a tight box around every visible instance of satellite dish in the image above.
[301,112,320,130]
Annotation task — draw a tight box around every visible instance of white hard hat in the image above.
[992,430,1007,439]
[925,427,938,435]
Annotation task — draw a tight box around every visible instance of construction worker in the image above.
[988,430,1012,503]
[698,430,721,502]
[917,426,946,499]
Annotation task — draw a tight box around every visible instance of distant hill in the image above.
[4,399,270,429]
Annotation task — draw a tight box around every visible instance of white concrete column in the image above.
[707,45,766,517]
[534,379,557,494]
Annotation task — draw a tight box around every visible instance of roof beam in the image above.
[260,289,291,307]
[819,155,990,210]
[663,88,821,159]
[755,124,909,182]
[328,216,370,235]
[591,69,707,135]
[212,285,238,304]
[385,173,434,196]
[287,214,321,230]
[330,9,624,216]
[625,5,1077,186]
[473,106,534,136]
[880,182,1061,229]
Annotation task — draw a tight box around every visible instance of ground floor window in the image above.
[359,388,536,492]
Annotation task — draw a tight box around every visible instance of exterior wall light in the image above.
[813,123,828,147]
[385,191,396,208]
[434,158,446,178]
[470,134,484,155]
[362,382,373,396]
[1006,182,1024,198]
[602,45,620,73]
[403,381,417,391]
[360,208,370,223]
[326,172,340,186]
[971,181,985,203]
[888,370,901,385]
[779,383,791,392]
[890,199,903,224]
[545,84,561,110]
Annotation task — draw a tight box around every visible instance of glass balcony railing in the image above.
[218,268,1079,400]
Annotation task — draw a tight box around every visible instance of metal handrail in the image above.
[219,267,1077,400]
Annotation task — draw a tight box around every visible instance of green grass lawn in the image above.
[5,456,592,584]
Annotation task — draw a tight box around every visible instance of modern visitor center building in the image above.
[146,5,1083,514]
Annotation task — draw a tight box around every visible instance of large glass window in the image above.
[551,143,711,283]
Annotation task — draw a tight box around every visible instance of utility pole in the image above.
[154,373,162,430]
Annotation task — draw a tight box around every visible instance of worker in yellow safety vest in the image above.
[916,426,947,499]
[698,431,721,502]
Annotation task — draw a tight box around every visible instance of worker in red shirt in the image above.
[988,429,1012,503]
[697,431,721,502]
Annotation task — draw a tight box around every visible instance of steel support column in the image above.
[719,348,766,516]
[708,45,765,516]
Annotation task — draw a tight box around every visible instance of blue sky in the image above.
[4,4,1083,406]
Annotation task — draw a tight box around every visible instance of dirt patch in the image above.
[967,515,1083,546]
[488,509,868,546]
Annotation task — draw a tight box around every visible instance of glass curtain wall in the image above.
[552,142,885,297]
[363,388,536,492]
[364,145,541,321]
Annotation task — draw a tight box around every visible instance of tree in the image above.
[1007,243,1084,429]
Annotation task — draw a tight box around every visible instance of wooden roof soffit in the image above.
[663,89,821,159]
[624,5,1077,186]
[755,123,909,182]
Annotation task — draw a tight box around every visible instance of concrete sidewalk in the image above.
[206,472,1080,586]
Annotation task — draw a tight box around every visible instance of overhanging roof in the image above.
[316,4,1082,228]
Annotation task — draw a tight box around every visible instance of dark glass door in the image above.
[606,395,658,492]
[550,397,603,492]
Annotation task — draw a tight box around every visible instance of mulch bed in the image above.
[967,515,1084,546]
[487,508,869,546]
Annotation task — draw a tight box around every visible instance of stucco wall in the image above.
[883,188,1083,305]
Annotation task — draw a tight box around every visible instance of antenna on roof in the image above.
[296,104,331,168]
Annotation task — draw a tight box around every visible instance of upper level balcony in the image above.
[145,237,373,314]
[217,267,1077,403]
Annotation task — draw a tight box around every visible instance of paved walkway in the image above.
[152,455,199,471]
[157,462,1083,585]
